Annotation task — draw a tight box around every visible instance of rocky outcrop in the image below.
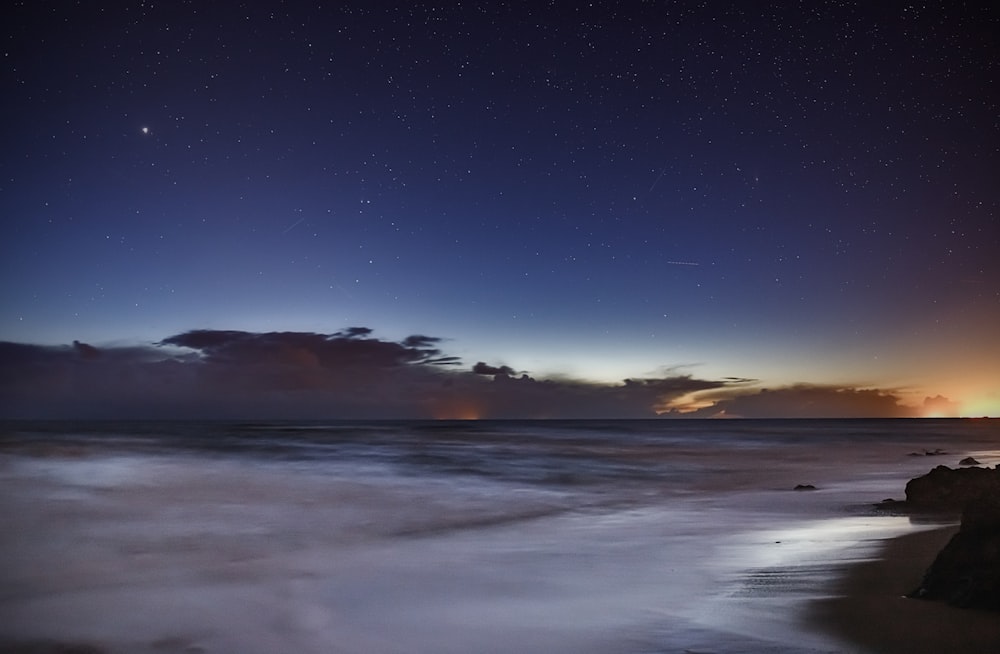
[904,464,1000,509]
[910,494,1000,610]
[901,465,1000,611]
[959,456,981,466]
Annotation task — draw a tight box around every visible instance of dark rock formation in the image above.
[910,494,1000,611]
[904,464,1000,509]
[793,484,817,491]
[959,456,982,466]
[908,448,948,457]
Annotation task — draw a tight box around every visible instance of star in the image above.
[141,127,149,135]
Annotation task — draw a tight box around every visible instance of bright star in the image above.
[141,127,149,134]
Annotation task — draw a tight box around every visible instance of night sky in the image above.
[2,2,998,419]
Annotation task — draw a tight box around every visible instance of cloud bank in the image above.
[0,328,944,419]
[672,384,915,419]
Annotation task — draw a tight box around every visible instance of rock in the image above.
[908,448,947,457]
[959,456,981,466]
[910,494,1000,611]
[793,484,817,491]
[904,464,1000,509]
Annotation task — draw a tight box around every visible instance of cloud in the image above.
[153,329,462,416]
[457,365,735,418]
[472,362,517,376]
[437,372,732,419]
[159,328,456,369]
[0,330,952,420]
[673,383,921,419]
[0,340,193,418]
[0,329,743,419]
[72,340,101,360]
[0,330,450,419]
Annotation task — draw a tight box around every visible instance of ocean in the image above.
[1,419,997,653]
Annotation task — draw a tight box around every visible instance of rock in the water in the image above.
[793,484,817,491]
[910,495,1000,611]
[908,448,947,457]
[904,464,1000,509]
[959,456,982,466]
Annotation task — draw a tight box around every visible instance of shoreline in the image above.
[809,525,1000,653]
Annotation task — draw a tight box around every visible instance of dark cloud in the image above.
[0,339,196,419]
[401,334,438,348]
[160,328,453,369]
[472,362,517,377]
[1,330,455,419]
[0,331,947,420]
[72,340,101,360]
[342,327,373,339]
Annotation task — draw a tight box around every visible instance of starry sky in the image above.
[2,1,998,419]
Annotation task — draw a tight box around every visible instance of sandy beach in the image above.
[811,525,1000,653]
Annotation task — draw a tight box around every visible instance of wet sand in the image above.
[811,526,1000,653]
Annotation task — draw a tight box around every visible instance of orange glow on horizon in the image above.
[658,384,1000,419]
[951,394,1000,419]
[429,402,483,420]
